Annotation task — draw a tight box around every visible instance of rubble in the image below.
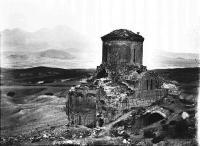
[161,83,177,90]
[52,139,80,145]
[64,67,196,144]
[181,112,189,119]
[0,29,197,146]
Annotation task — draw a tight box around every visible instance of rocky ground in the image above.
[0,67,199,146]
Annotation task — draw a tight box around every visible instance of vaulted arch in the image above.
[143,112,165,126]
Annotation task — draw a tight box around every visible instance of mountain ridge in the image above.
[1,27,199,69]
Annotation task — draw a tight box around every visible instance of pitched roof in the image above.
[101,29,144,42]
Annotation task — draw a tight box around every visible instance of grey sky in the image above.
[1,0,200,55]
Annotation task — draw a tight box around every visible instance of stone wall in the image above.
[70,111,96,126]
[128,89,168,107]
[111,89,167,111]
[67,85,97,126]
[95,71,167,125]
[102,40,143,66]
[67,81,167,127]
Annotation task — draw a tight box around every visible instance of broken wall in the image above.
[67,86,97,126]
[70,111,96,126]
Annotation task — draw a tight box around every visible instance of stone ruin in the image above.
[66,29,171,127]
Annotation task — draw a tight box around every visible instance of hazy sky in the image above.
[1,0,200,54]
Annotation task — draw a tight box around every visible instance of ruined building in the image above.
[67,29,167,127]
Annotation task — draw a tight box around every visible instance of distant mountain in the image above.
[6,54,29,60]
[1,26,91,52]
[2,49,75,61]
[38,49,74,59]
[2,49,199,69]
[1,27,199,69]
[1,49,99,69]
[147,50,199,69]
[1,26,101,69]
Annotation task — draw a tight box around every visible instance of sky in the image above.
[1,0,200,55]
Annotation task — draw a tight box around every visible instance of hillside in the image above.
[153,67,200,97]
[0,66,95,85]
[0,67,198,145]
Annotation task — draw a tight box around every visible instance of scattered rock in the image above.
[52,140,80,145]
[31,136,42,143]
[43,133,51,138]
[181,112,189,120]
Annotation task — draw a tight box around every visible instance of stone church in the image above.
[66,29,167,126]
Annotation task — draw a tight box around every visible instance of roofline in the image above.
[101,29,144,42]
[101,36,144,42]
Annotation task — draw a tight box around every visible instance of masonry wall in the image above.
[128,89,167,107]
[114,89,167,111]
[102,40,143,66]
[67,89,97,126]
[70,111,96,126]
[95,71,167,125]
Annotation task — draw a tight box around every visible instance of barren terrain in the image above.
[0,67,199,145]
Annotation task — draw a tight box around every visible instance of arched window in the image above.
[79,115,81,125]
[134,48,136,63]
[155,80,159,89]
[150,79,153,90]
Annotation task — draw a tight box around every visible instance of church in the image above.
[67,29,167,126]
